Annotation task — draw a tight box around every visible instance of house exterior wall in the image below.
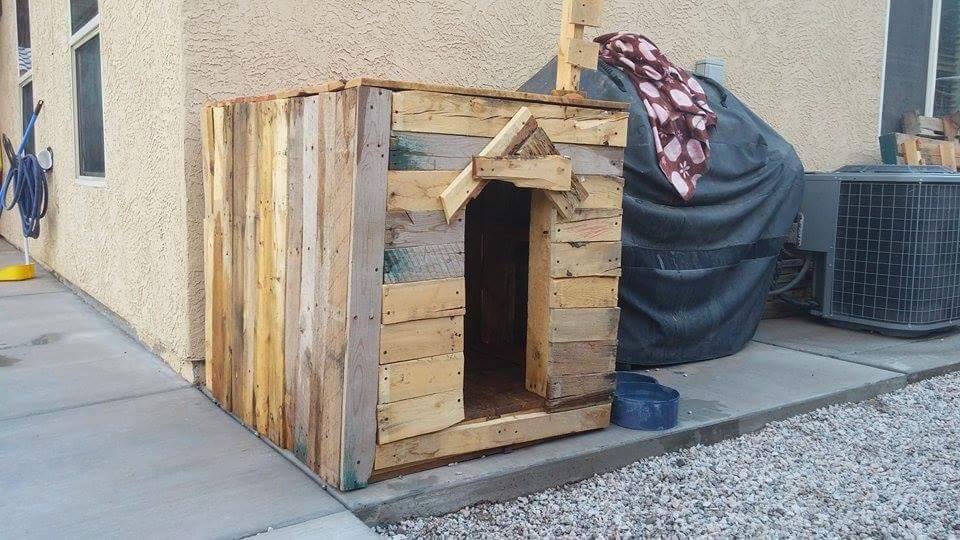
[2,0,887,382]
[0,0,195,378]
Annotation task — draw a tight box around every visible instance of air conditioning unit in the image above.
[796,165,960,336]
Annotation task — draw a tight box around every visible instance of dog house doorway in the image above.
[463,181,545,419]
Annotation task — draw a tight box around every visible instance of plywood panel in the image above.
[382,278,465,324]
[376,390,464,444]
[380,316,464,364]
[374,403,611,470]
[392,90,627,147]
[378,353,464,403]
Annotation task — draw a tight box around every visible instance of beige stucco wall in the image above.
[0,0,196,379]
[2,0,887,383]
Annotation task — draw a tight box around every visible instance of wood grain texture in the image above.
[380,315,465,364]
[549,241,621,278]
[282,98,304,448]
[237,102,259,427]
[547,372,615,400]
[550,307,620,343]
[389,132,623,176]
[385,210,465,249]
[374,403,611,470]
[525,191,554,397]
[386,170,452,212]
[340,87,393,490]
[383,243,465,284]
[472,155,572,191]
[549,276,619,308]
[551,214,622,242]
[382,278,465,324]
[378,353,464,403]
[548,340,617,377]
[392,90,627,147]
[267,98,290,444]
[253,100,278,435]
[579,175,624,210]
[376,390,465,444]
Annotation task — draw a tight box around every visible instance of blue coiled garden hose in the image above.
[1,99,48,239]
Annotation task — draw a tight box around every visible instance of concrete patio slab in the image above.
[0,388,345,539]
[835,330,960,382]
[335,342,906,524]
[0,325,187,420]
[753,316,918,357]
[0,292,122,350]
[256,510,380,539]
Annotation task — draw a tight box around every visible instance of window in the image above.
[70,0,105,181]
[932,0,960,116]
[16,0,34,154]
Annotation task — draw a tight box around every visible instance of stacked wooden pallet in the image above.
[202,78,629,491]
[879,113,960,170]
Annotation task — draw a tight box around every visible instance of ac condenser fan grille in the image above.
[832,181,960,325]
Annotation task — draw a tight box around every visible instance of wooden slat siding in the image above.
[376,390,464,444]
[201,105,218,395]
[548,340,617,377]
[282,98,305,448]
[374,403,611,470]
[379,315,465,364]
[293,96,320,464]
[392,90,628,147]
[378,352,464,403]
[252,100,277,434]
[386,171,450,212]
[551,215,621,243]
[340,87,393,490]
[526,191,554,397]
[316,89,359,487]
[209,105,234,407]
[383,243,465,284]
[549,241,621,278]
[579,175,624,210]
[514,128,587,220]
[549,276,619,308]
[389,132,623,176]
[385,211,465,249]
[382,278,465,324]
[237,102,259,426]
[550,307,620,343]
[547,372,615,400]
[229,103,250,418]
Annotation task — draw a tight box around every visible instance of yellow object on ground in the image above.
[0,263,36,281]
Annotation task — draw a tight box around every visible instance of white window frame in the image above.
[924,0,943,115]
[69,8,106,187]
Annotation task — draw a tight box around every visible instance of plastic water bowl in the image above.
[612,373,680,431]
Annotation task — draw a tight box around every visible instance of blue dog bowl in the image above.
[611,374,680,431]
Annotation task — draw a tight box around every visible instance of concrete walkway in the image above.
[0,241,376,539]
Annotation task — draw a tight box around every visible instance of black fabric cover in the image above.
[520,60,804,366]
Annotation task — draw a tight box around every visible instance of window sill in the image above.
[75,176,107,188]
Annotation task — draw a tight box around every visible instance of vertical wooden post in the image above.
[340,86,393,490]
[555,0,603,95]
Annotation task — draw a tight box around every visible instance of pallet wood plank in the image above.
[550,241,621,277]
[526,191,554,397]
[380,315,464,364]
[382,278,465,324]
[439,107,538,221]
[547,371,615,399]
[317,89,360,486]
[378,353,464,403]
[551,214,622,242]
[386,170,453,212]
[472,155,572,191]
[376,390,465,444]
[385,210,465,249]
[392,90,627,147]
[228,103,250,418]
[341,87,393,490]
[560,37,600,70]
[374,403,611,470]
[569,0,603,26]
[549,276,619,308]
[237,102,259,426]
[383,243,465,284]
[579,175,624,210]
[282,98,305,448]
[267,98,291,444]
[293,96,320,464]
[550,307,620,343]
[389,132,623,176]
[548,340,617,377]
[253,100,278,435]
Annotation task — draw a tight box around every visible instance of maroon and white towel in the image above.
[595,32,717,200]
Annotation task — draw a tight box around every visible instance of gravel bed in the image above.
[378,371,960,538]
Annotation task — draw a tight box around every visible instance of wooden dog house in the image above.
[203,74,628,490]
